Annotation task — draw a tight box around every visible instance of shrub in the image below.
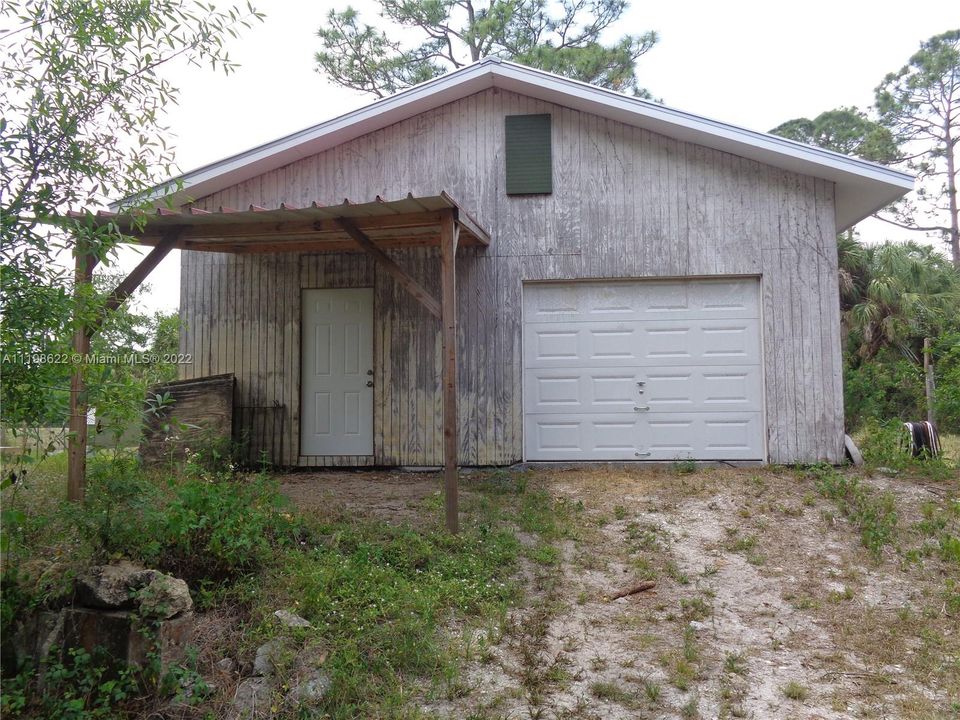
[844,350,925,431]
[933,332,960,432]
[69,457,298,589]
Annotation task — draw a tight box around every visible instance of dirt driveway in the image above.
[280,465,959,719]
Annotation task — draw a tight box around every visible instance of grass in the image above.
[1,457,573,720]
[589,680,637,707]
[805,463,899,558]
[782,681,809,701]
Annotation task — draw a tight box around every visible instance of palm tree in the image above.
[843,240,960,362]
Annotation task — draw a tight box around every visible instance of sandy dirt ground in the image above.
[280,465,959,720]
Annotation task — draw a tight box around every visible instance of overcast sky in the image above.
[114,0,959,313]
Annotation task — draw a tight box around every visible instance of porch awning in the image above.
[67,191,489,253]
[64,191,477,533]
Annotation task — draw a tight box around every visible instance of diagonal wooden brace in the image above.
[336,218,442,318]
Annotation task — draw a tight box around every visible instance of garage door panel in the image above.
[524,412,763,460]
[523,279,764,462]
[525,319,761,368]
[524,279,760,323]
[645,414,762,458]
[525,365,762,414]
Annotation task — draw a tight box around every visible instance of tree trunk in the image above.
[944,117,959,268]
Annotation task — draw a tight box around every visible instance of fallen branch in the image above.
[607,580,656,601]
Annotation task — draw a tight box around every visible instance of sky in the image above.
[112,0,960,313]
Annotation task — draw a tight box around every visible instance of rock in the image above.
[7,610,65,672]
[253,639,287,677]
[216,657,236,674]
[876,466,899,477]
[286,670,331,706]
[138,574,193,619]
[274,609,311,628]
[75,562,192,618]
[61,608,193,673]
[688,620,708,631]
[229,676,273,720]
[75,561,154,610]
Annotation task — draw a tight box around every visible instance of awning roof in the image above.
[73,192,489,253]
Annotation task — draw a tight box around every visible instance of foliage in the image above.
[844,348,925,428]
[1,646,139,719]
[0,0,262,454]
[72,458,298,589]
[837,237,960,433]
[314,0,658,98]
[2,459,561,718]
[933,331,960,429]
[806,463,899,558]
[842,240,960,360]
[770,107,899,163]
[874,29,960,266]
[856,419,958,479]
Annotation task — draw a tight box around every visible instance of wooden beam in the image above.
[336,218,442,318]
[89,231,180,336]
[440,209,459,534]
[67,250,98,503]
[182,234,446,255]
[117,210,446,242]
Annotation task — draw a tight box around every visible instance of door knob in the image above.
[366,380,374,387]
[366,369,374,376]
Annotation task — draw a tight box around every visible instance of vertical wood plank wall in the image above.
[179,88,844,465]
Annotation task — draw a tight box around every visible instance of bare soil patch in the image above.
[412,465,959,719]
[279,470,447,525]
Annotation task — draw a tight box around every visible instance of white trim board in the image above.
[123,58,913,231]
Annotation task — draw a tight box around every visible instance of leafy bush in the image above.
[933,332,960,432]
[1,647,138,719]
[844,350,926,431]
[71,459,298,588]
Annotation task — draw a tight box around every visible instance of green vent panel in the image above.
[505,114,552,195]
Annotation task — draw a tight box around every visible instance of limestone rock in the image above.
[229,676,273,720]
[75,562,192,618]
[286,669,331,705]
[253,638,287,677]
[274,609,311,628]
[75,561,154,610]
[138,574,193,619]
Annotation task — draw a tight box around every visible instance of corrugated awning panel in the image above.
[67,192,489,253]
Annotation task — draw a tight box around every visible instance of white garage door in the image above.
[523,279,765,461]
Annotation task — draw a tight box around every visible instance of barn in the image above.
[106,58,913,472]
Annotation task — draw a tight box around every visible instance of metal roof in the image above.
[75,192,489,253]
[118,57,913,232]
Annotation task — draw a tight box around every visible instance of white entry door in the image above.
[301,288,374,456]
[523,279,765,461]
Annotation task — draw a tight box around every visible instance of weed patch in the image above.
[805,464,898,558]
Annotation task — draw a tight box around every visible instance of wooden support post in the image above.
[67,232,178,502]
[924,337,936,425]
[67,250,98,502]
[440,210,459,533]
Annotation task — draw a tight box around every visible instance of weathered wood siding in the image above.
[179,88,844,465]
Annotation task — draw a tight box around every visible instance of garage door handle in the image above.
[634,405,649,412]
[635,450,651,457]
